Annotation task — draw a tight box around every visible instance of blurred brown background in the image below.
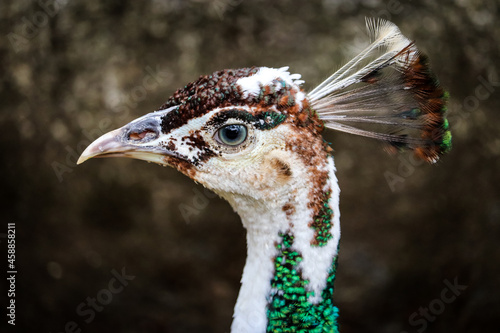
[1,0,499,332]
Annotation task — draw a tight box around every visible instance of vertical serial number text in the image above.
[7,222,16,326]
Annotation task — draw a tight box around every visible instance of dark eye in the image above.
[216,124,248,146]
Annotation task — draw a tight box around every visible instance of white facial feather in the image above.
[237,66,305,99]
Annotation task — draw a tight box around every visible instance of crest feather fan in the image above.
[309,18,451,163]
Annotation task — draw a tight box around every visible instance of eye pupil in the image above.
[224,125,240,140]
[218,124,247,146]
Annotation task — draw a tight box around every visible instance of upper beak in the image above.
[77,110,177,165]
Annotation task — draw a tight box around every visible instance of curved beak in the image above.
[77,110,178,165]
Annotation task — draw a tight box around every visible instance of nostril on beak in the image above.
[125,116,161,142]
[128,130,157,141]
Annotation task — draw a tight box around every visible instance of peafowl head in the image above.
[78,67,333,207]
[78,23,451,170]
[78,20,452,217]
[77,18,454,243]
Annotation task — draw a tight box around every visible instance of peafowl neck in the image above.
[224,148,341,333]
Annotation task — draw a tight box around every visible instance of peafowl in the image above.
[78,19,451,333]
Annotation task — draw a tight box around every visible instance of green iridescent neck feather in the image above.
[266,232,340,333]
[310,191,334,247]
